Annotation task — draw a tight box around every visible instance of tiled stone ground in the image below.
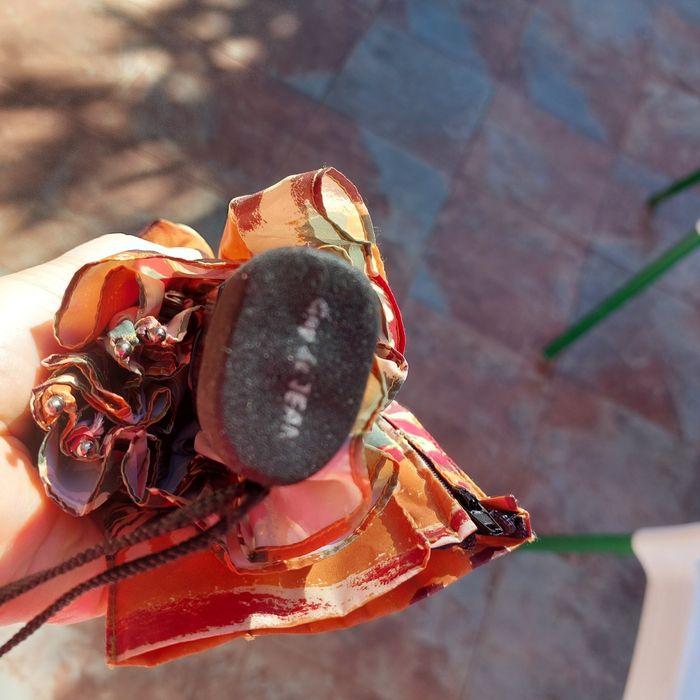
[1,0,700,697]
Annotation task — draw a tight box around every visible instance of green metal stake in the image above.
[543,227,700,360]
[647,167,700,209]
[524,533,634,556]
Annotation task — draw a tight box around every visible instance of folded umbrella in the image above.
[8,167,532,666]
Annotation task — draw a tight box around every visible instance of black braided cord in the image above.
[0,483,267,659]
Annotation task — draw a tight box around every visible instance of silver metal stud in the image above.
[114,338,133,359]
[74,438,97,459]
[46,395,65,415]
[146,325,168,344]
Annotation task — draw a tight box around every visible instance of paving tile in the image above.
[464,553,644,700]
[377,238,422,307]
[0,620,100,700]
[623,79,700,178]
[107,0,377,101]
[217,0,375,100]
[0,0,199,168]
[353,0,384,11]
[398,299,548,498]
[238,637,383,700]
[1,208,94,274]
[461,85,614,242]
[523,375,700,534]
[122,55,318,195]
[0,103,101,269]
[667,0,700,23]
[7,0,318,197]
[0,0,151,97]
[540,0,659,61]
[506,7,645,146]
[553,250,700,443]
[267,565,497,700]
[0,108,227,270]
[0,617,250,699]
[381,0,530,77]
[325,19,492,174]
[552,252,679,435]
[283,109,451,303]
[58,140,226,247]
[650,3,700,95]
[97,636,249,700]
[285,117,451,259]
[590,153,700,306]
[421,178,587,357]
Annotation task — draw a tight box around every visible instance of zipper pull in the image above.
[455,488,504,536]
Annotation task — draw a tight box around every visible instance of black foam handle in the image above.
[197,246,380,485]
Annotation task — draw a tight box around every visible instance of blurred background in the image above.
[2,0,700,698]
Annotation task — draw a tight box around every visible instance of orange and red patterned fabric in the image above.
[30,168,532,666]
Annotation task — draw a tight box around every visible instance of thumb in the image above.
[12,233,204,296]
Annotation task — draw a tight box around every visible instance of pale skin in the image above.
[0,234,202,625]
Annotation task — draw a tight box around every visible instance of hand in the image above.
[0,234,202,625]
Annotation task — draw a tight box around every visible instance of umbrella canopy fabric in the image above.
[30,168,533,666]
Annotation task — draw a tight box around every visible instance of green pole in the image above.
[543,228,700,360]
[647,167,700,209]
[524,533,634,556]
